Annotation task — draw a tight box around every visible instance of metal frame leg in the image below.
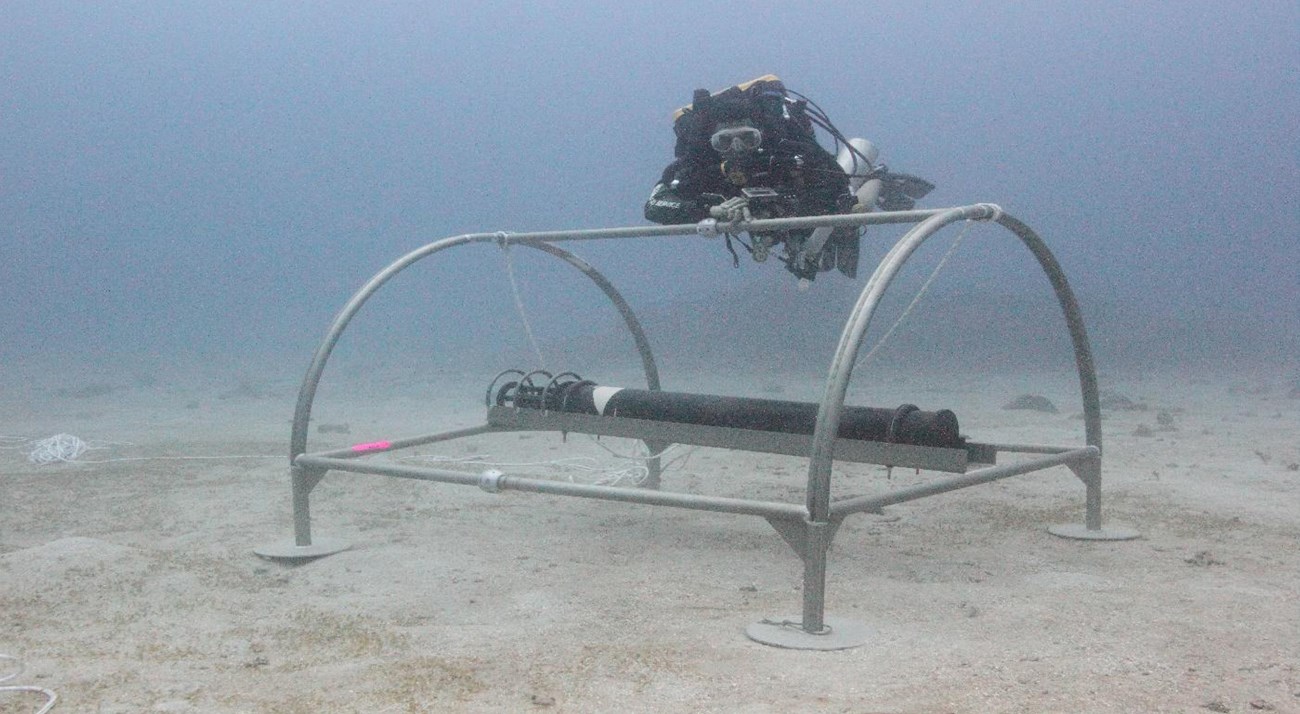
[1048,453,1140,541]
[641,439,667,490]
[747,517,870,650]
[255,466,351,560]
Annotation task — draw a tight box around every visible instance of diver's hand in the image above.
[709,196,752,223]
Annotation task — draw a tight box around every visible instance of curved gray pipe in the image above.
[805,204,1102,521]
[289,234,661,460]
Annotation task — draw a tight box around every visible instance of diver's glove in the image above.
[709,196,752,224]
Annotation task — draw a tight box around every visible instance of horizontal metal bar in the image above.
[295,455,484,485]
[982,442,1077,455]
[966,441,999,465]
[829,446,1099,518]
[304,424,503,460]
[489,208,952,245]
[487,407,972,473]
[496,476,808,519]
[293,455,808,520]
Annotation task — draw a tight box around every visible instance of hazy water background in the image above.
[3,2,1297,395]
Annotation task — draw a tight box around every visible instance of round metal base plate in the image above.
[745,616,870,650]
[1048,523,1141,541]
[254,538,351,561]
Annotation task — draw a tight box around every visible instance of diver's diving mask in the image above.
[710,123,763,154]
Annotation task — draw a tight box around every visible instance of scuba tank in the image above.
[837,138,883,212]
[836,138,879,190]
[837,137,937,212]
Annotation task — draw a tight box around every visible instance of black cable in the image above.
[784,88,876,174]
[723,233,742,267]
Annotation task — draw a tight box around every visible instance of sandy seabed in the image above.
[1,361,1298,713]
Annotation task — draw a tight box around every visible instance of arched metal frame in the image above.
[793,205,1114,637]
[280,233,669,552]
[256,205,1137,650]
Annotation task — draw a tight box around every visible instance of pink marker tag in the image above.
[351,440,392,452]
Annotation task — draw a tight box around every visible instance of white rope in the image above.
[405,451,645,486]
[582,438,696,486]
[400,438,695,488]
[8,434,278,466]
[859,219,974,366]
[26,434,88,464]
[498,234,546,369]
[0,654,58,714]
[71,453,279,464]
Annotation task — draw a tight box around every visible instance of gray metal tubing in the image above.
[516,240,661,392]
[829,446,1099,518]
[498,475,807,520]
[983,442,1076,455]
[491,209,949,243]
[800,521,833,633]
[291,466,318,546]
[293,455,808,520]
[797,203,1098,634]
[806,205,1103,520]
[994,213,1103,455]
[290,237,661,460]
[307,424,502,460]
[718,208,946,233]
[806,204,1005,522]
[294,456,482,486]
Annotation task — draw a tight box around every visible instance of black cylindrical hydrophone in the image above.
[491,372,962,449]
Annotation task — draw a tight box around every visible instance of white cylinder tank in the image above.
[836,138,879,190]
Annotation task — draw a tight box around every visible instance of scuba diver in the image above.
[644,75,935,284]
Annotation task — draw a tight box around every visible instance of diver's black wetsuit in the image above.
[642,79,858,280]
[644,82,849,224]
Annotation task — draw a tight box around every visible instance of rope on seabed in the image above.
[1,434,280,466]
[8,432,695,482]
[402,438,696,488]
[0,654,58,714]
[23,434,88,464]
